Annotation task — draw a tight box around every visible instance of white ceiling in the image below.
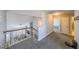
[8,10,49,17]
[7,10,74,17]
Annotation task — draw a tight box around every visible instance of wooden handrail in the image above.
[32,28,38,32]
[3,27,38,33]
[3,27,31,33]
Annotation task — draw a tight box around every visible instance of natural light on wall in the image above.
[71,16,74,36]
[38,17,42,28]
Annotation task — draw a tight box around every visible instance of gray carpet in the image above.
[9,32,73,49]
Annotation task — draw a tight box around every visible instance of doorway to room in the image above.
[53,16,60,32]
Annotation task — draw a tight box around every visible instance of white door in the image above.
[61,16,69,34]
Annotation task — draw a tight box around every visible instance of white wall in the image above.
[0,11,6,46]
[38,12,47,41]
[46,14,53,36]
[75,20,79,48]
[38,13,53,41]
[74,10,79,17]
[7,13,35,30]
[74,10,79,48]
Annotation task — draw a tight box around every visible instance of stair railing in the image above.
[3,27,33,48]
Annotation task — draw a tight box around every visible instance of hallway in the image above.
[0,10,75,49]
[9,32,73,49]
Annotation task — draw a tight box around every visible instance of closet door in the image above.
[61,16,69,34]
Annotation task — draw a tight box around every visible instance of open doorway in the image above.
[53,16,60,32]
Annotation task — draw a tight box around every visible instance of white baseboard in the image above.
[38,31,53,41]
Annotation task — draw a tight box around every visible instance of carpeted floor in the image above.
[9,32,74,49]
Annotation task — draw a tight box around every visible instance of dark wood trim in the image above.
[3,27,38,33]
[75,16,79,20]
[3,27,30,33]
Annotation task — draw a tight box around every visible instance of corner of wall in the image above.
[38,30,53,41]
